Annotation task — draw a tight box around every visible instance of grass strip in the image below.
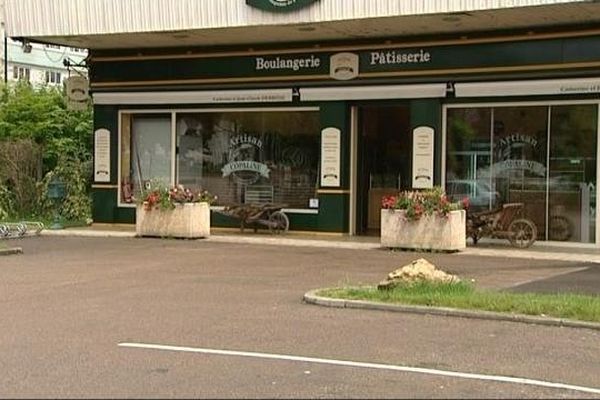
[317,282,600,323]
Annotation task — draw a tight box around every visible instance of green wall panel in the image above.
[317,194,349,232]
[92,189,117,223]
[317,102,349,232]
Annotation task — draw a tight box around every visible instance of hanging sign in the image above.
[412,126,434,189]
[320,127,341,187]
[246,0,319,12]
[65,76,89,111]
[94,129,111,183]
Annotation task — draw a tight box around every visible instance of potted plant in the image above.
[136,181,217,239]
[380,187,466,251]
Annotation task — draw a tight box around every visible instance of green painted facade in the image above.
[90,32,600,232]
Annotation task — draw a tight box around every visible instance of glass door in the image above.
[356,105,411,235]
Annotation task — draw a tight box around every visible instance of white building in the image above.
[0,0,87,86]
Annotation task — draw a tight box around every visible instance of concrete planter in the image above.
[380,209,466,251]
[136,202,210,239]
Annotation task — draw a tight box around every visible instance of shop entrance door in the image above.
[356,105,412,235]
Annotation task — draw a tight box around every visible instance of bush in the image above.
[0,82,93,221]
[41,149,92,221]
[0,139,42,217]
[0,184,15,220]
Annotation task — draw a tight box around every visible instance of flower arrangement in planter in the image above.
[380,187,466,252]
[136,181,217,239]
[381,187,463,220]
[140,182,217,211]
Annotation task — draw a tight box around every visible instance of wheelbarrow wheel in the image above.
[268,211,289,234]
[508,218,537,248]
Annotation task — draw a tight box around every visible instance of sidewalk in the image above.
[40,223,600,264]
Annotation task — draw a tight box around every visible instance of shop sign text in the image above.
[222,134,270,184]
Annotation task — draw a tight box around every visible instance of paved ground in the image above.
[1,236,599,398]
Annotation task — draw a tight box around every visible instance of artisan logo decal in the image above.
[330,52,359,81]
[246,0,319,12]
[222,134,270,184]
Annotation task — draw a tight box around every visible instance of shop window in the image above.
[445,108,493,209]
[175,110,320,209]
[446,104,598,243]
[120,114,172,203]
[548,105,597,243]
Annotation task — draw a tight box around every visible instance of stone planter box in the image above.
[136,202,210,239]
[380,209,466,251]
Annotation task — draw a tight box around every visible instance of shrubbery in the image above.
[0,82,92,221]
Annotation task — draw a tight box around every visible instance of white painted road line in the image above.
[119,342,600,395]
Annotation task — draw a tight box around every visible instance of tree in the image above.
[0,81,93,219]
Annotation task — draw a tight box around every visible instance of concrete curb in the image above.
[31,228,600,263]
[303,289,600,332]
[0,247,23,256]
[41,230,136,238]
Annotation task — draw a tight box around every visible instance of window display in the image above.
[446,103,598,243]
[120,109,320,210]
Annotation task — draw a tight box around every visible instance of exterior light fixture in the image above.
[21,40,32,53]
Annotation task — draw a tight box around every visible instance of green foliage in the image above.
[0,139,42,217]
[0,81,93,220]
[0,184,15,220]
[41,149,92,221]
[0,81,92,171]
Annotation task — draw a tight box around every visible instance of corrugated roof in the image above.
[5,0,599,49]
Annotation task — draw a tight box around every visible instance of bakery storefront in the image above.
[90,32,600,243]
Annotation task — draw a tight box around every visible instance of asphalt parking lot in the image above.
[1,236,599,398]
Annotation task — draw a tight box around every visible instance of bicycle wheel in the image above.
[508,218,537,248]
[268,211,289,234]
[549,216,572,241]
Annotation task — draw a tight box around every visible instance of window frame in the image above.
[12,66,31,81]
[442,99,600,247]
[117,107,320,214]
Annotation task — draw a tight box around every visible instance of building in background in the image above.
[5,0,600,245]
[0,0,86,85]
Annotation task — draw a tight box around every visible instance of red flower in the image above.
[462,197,471,209]
[381,195,397,209]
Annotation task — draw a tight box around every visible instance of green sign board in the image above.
[90,35,600,87]
[246,0,319,12]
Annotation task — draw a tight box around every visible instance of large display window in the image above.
[445,102,598,243]
[119,108,320,210]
